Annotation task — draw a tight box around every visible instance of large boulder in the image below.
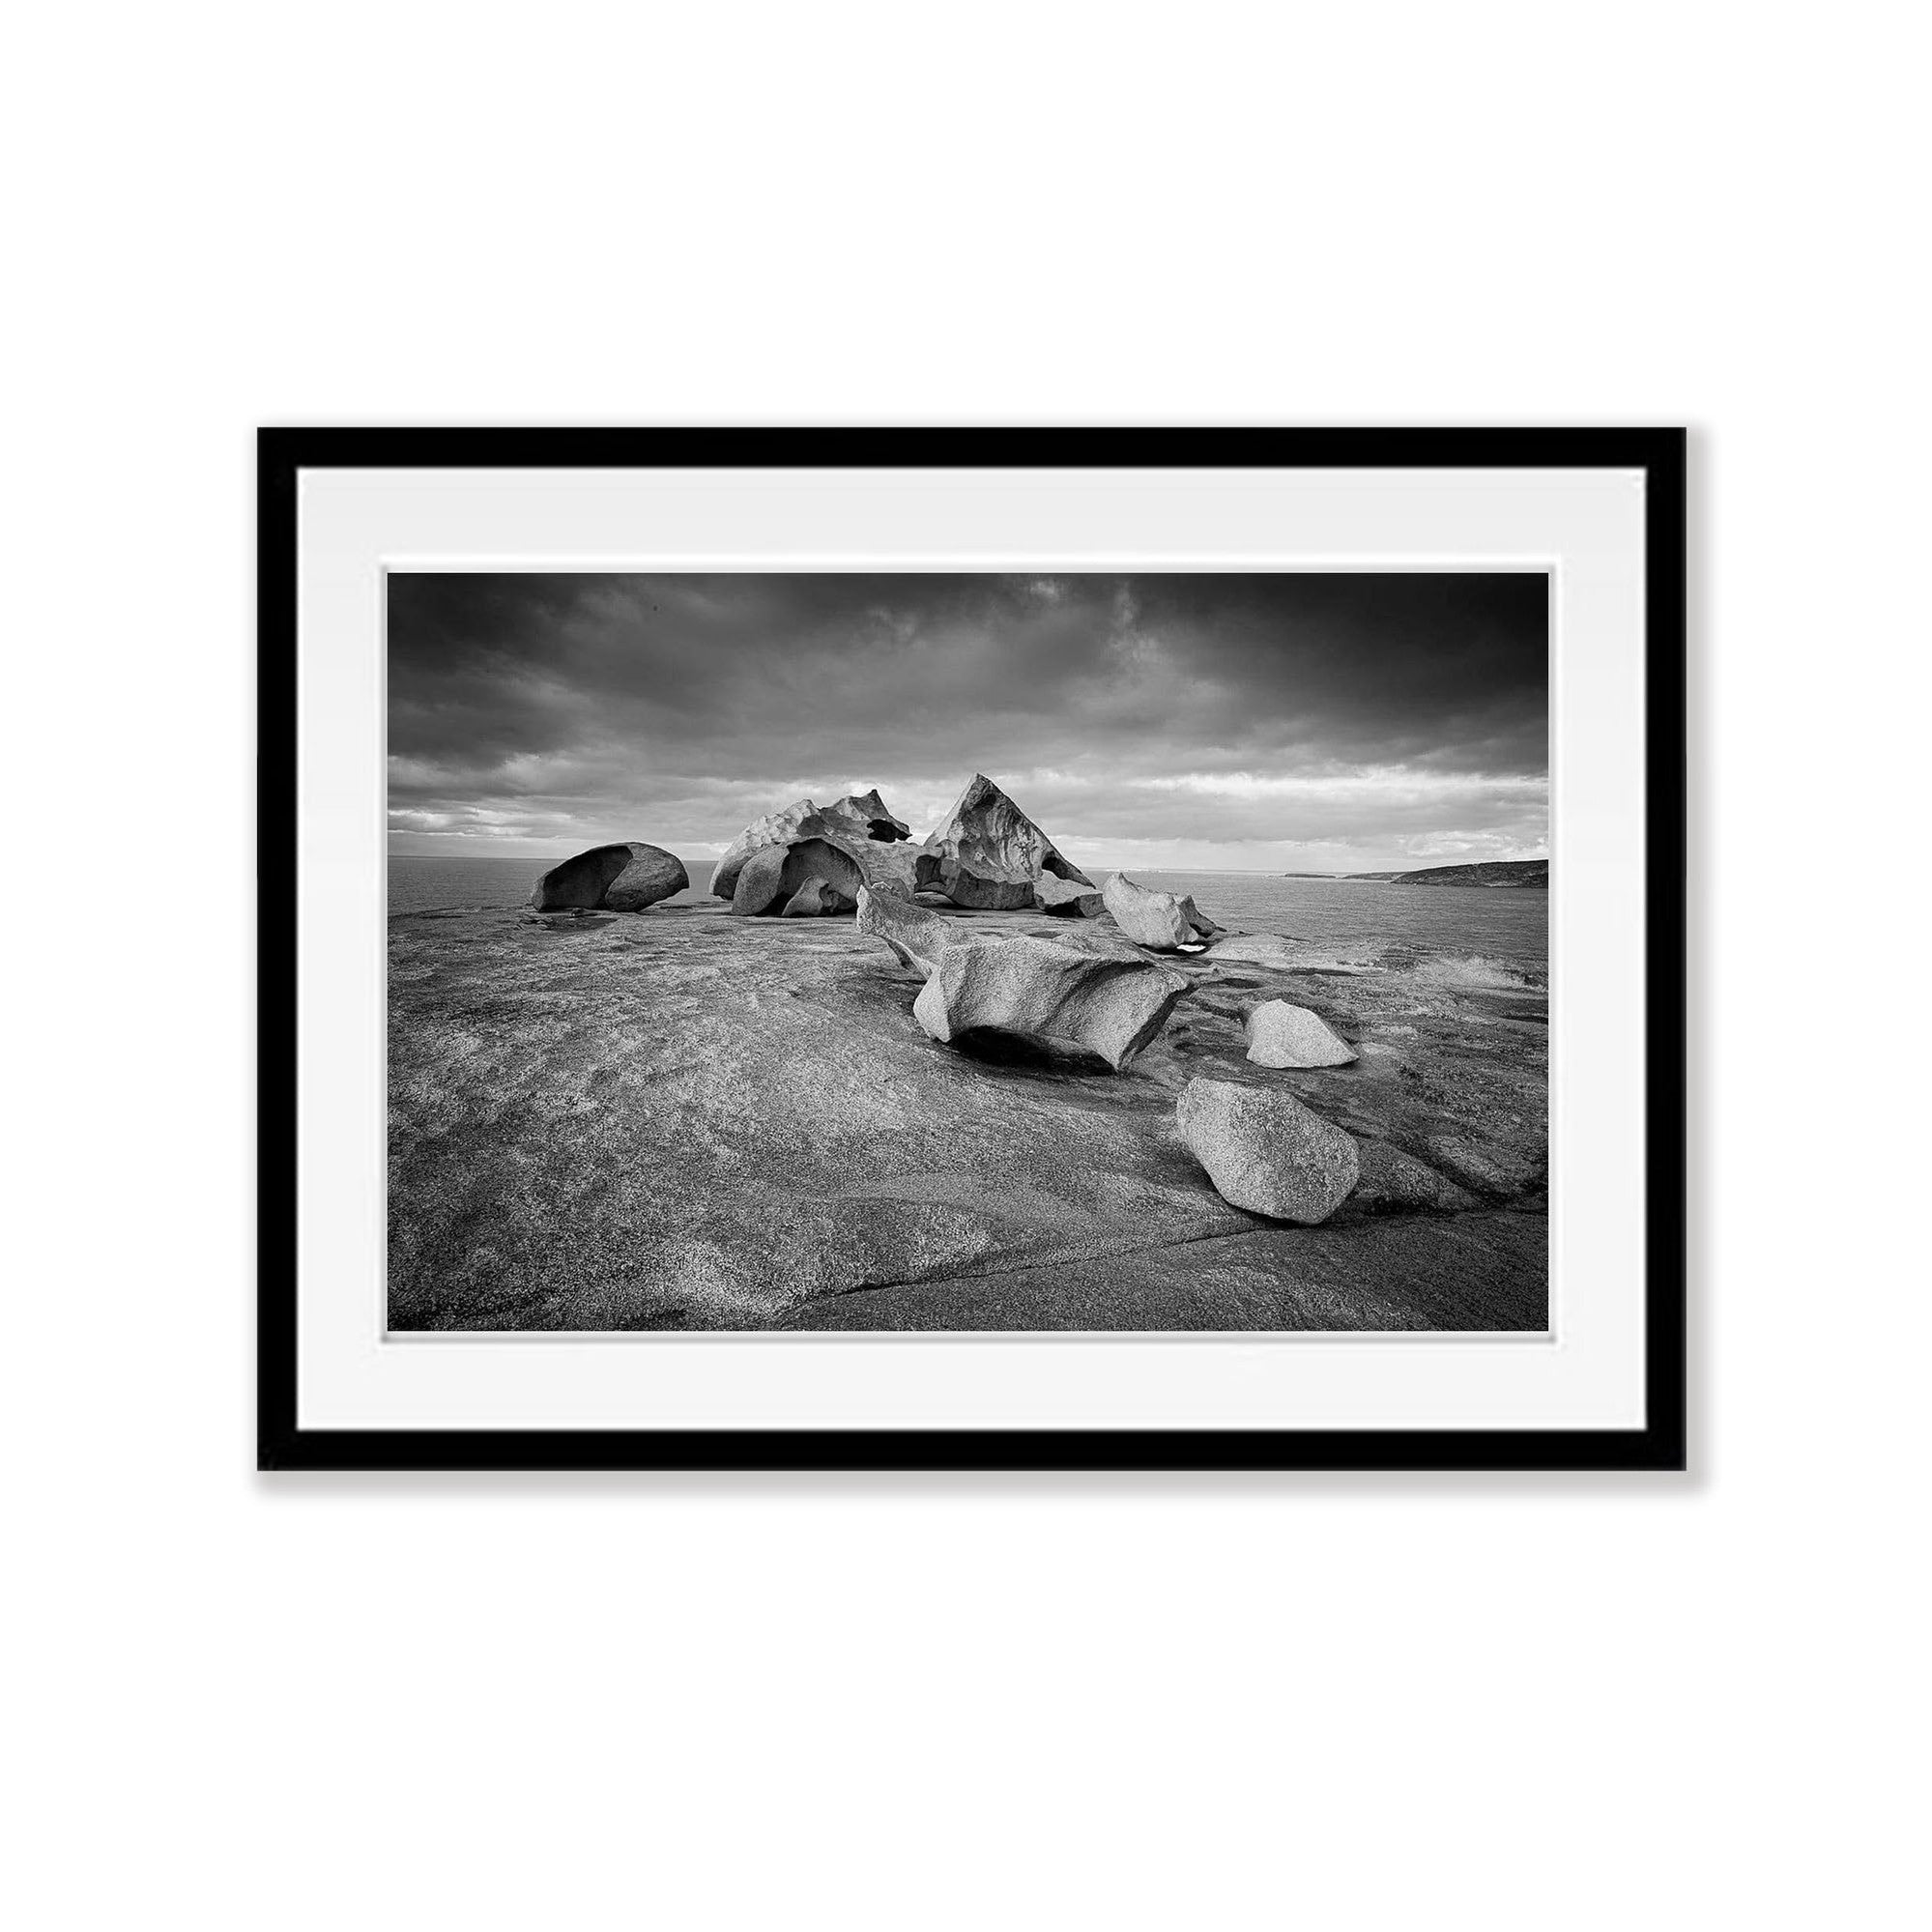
[916,774,1094,909]
[1177,1077,1360,1223]
[855,885,950,976]
[1101,872,1224,949]
[911,935,1187,1071]
[1245,999,1357,1068]
[530,841,687,912]
[730,837,864,916]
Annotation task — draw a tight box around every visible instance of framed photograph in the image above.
[261,427,1685,1471]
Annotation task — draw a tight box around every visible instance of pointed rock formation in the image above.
[915,773,1093,909]
[1177,1078,1359,1224]
[855,885,951,977]
[910,935,1187,1071]
[1101,872,1224,950]
[1244,999,1357,1068]
[530,841,688,912]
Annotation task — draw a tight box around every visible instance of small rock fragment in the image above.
[1244,999,1358,1068]
[1034,875,1104,917]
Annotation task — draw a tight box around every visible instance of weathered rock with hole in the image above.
[807,789,911,845]
[531,841,687,912]
[911,935,1187,1071]
[855,885,951,976]
[1177,1077,1360,1224]
[1245,999,1358,1068]
[1101,872,1224,949]
[916,773,1093,908]
[714,790,918,902]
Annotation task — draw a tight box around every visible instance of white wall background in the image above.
[6,5,1925,1928]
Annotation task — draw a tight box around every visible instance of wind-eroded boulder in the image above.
[1245,999,1357,1068]
[713,789,915,901]
[710,798,819,901]
[531,841,688,912]
[1177,1077,1360,1224]
[855,885,950,976]
[911,935,1187,1072]
[730,837,863,916]
[916,773,1093,909]
[808,788,910,844]
[1102,872,1224,950]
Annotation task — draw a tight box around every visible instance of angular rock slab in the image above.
[1102,872,1224,949]
[914,851,1034,909]
[1034,875,1104,917]
[855,885,951,977]
[917,773,1093,908]
[911,935,1188,1072]
[730,837,863,916]
[1245,999,1358,1067]
[531,841,687,912]
[1177,1077,1360,1224]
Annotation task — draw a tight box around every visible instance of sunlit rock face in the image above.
[915,773,1093,909]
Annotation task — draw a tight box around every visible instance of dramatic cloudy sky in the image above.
[388,572,1548,874]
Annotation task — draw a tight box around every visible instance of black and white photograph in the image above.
[387,568,1550,1335]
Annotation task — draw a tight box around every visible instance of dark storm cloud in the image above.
[386,572,1548,869]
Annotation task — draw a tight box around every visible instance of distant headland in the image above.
[1283,858,1548,889]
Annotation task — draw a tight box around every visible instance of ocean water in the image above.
[389,855,1547,969]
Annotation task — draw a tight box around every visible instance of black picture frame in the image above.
[259,427,1687,1474]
